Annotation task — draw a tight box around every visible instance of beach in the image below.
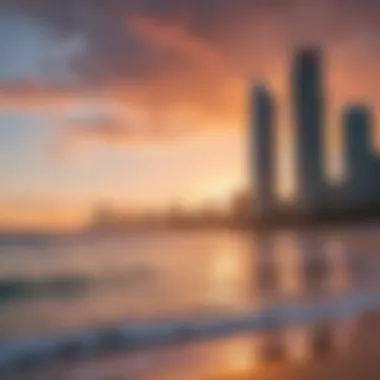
[208,313,380,380]
[0,228,379,379]
[4,312,380,380]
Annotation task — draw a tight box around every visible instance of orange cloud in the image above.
[1,9,380,162]
[125,14,246,123]
[127,14,238,77]
[0,85,96,111]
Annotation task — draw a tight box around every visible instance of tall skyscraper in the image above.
[292,47,325,213]
[251,84,275,219]
[344,106,372,181]
[344,105,375,206]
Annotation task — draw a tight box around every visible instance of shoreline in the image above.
[8,311,380,380]
[208,312,380,380]
[2,288,380,374]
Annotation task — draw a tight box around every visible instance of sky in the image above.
[1,0,380,230]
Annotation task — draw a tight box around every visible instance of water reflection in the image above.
[0,228,377,339]
[2,227,380,379]
[9,317,362,380]
[253,318,358,365]
[248,228,378,306]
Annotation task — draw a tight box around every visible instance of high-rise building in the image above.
[292,47,325,213]
[344,105,376,206]
[251,84,275,219]
[344,106,372,181]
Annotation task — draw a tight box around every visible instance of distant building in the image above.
[251,84,276,219]
[91,204,119,230]
[292,47,325,214]
[231,190,253,221]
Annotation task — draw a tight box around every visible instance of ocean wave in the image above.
[0,276,88,301]
[0,288,380,371]
[0,266,153,302]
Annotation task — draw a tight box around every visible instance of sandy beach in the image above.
[3,312,379,380]
[207,313,380,380]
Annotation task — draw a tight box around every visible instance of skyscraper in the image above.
[344,105,372,181]
[292,47,325,213]
[251,84,275,219]
[344,105,375,206]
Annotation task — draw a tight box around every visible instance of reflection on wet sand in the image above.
[6,318,362,380]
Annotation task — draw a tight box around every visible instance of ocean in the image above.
[0,226,380,379]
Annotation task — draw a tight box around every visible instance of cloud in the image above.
[2,0,380,150]
[127,14,234,74]
[5,0,380,87]
[0,8,86,86]
[57,102,214,153]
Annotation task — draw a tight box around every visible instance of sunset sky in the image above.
[1,0,380,230]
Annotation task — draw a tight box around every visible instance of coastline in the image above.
[8,311,380,380]
[3,289,380,379]
[208,312,380,380]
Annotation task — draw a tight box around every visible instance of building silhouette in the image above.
[344,105,374,207]
[292,47,325,214]
[251,84,276,219]
[247,45,380,225]
[342,104,380,211]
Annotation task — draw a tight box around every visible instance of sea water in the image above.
[0,226,380,378]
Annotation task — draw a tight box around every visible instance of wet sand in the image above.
[5,313,380,380]
[208,313,380,380]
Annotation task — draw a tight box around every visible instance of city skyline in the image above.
[253,46,380,220]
